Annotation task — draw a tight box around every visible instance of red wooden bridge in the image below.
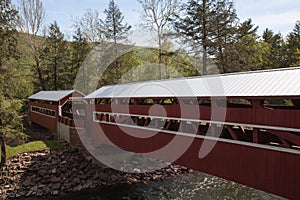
[29,67,300,199]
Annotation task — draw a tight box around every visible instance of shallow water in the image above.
[32,172,284,200]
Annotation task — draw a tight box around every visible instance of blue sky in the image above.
[13,0,300,45]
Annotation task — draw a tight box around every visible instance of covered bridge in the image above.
[84,67,300,199]
[29,90,84,133]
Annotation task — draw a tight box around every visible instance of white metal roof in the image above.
[29,90,78,101]
[85,67,300,99]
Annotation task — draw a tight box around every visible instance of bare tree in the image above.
[17,0,48,90]
[73,9,103,43]
[137,0,179,79]
[17,0,45,35]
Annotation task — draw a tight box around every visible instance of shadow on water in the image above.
[26,172,285,200]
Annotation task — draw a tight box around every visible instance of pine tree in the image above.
[262,28,284,69]
[102,0,131,44]
[101,0,131,83]
[211,0,238,72]
[0,0,27,146]
[0,0,18,69]
[43,21,68,90]
[285,21,300,67]
[174,0,237,75]
[70,28,91,93]
[218,19,260,72]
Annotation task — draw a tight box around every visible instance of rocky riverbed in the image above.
[0,144,192,199]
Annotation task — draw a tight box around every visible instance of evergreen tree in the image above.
[285,21,300,67]
[261,28,284,69]
[217,19,261,72]
[102,0,131,43]
[101,0,132,83]
[43,21,68,90]
[0,0,26,98]
[0,0,27,145]
[211,0,238,72]
[70,28,91,93]
[174,0,237,75]
[0,0,18,69]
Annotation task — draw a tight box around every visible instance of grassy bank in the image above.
[6,140,63,158]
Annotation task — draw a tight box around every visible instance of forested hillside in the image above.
[0,0,300,145]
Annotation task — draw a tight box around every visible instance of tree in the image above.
[0,93,26,145]
[174,0,237,75]
[43,21,68,90]
[73,9,103,43]
[211,0,237,71]
[285,21,300,67]
[137,0,179,79]
[216,19,260,72]
[0,0,29,98]
[102,0,131,44]
[101,0,132,83]
[0,1,30,146]
[17,0,45,35]
[261,28,284,69]
[0,0,18,68]
[70,28,91,93]
[16,0,47,91]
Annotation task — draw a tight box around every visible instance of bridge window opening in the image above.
[212,99,228,107]
[293,145,300,150]
[198,99,211,106]
[130,99,138,105]
[263,99,294,109]
[179,99,199,105]
[292,99,300,109]
[142,99,154,105]
[61,100,86,119]
[227,99,252,108]
[31,106,56,118]
[111,99,118,104]
[120,99,130,104]
[161,99,173,105]
[95,99,111,105]
[30,99,57,105]
[110,99,130,105]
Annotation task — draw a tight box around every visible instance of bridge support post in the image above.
[253,128,260,144]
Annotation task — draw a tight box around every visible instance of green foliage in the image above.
[42,21,69,90]
[285,21,300,67]
[215,19,260,72]
[101,0,131,43]
[0,0,18,68]
[0,93,27,146]
[174,0,238,74]
[261,29,285,69]
[6,140,63,158]
[98,47,200,86]
[69,28,92,93]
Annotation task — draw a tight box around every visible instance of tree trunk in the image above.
[0,120,6,166]
[0,135,6,166]
[202,46,207,75]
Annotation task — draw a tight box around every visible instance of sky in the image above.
[13,0,300,46]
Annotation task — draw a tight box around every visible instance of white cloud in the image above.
[254,10,299,33]
[236,0,300,36]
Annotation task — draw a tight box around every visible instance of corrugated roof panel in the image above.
[29,90,77,101]
[85,67,300,99]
